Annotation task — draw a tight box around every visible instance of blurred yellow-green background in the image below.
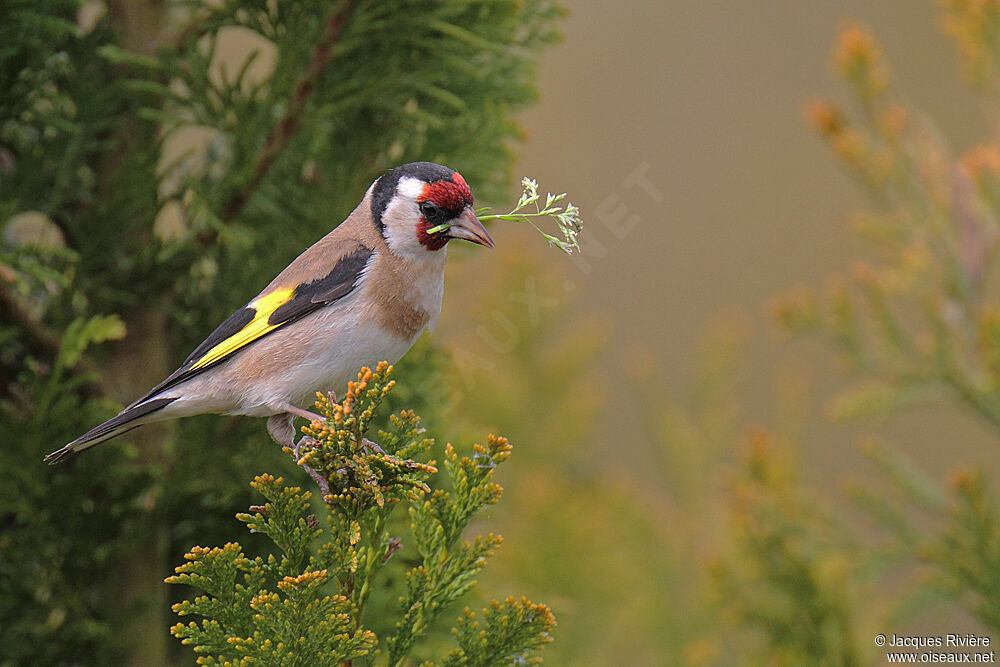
[502,0,993,473]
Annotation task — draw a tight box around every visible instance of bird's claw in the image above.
[289,435,333,504]
[304,465,332,503]
[293,435,317,461]
[361,437,386,456]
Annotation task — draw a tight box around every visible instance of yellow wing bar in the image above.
[190,287,295,370]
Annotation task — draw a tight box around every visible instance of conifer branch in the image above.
[167,365,555,664]
[0,267,110,397]
[0,285,60,359]
[221,0,358,221]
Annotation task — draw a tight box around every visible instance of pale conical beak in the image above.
[448,207,495,249]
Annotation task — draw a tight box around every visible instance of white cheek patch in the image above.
[397,176,425,201]
[382,195,425,257]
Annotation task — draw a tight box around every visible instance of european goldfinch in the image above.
[45,161,494,465]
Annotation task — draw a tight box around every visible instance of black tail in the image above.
[44,397,178,465]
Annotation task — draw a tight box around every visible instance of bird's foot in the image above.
[292,434,310,460]
[361,437,386,456]
[293,435,334,503]
[267,413,332,503]
[303,463,332,502]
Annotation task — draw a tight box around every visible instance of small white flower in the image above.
[479,177,584,254]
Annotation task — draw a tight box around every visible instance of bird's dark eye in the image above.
[419,201,440,220]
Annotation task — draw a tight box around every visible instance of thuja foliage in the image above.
[2,0,563,661]
[784,16,1000,428]
[931,470,1000,630]
[167,363,555,665]
[0,313,154,665]
[713,431,864,667]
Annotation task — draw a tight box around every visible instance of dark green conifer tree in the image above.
[0,1,562,662]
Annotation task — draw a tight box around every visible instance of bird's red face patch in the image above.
[416,172,473,250]
[418,172,473,210]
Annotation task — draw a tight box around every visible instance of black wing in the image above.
[129,245,373,406]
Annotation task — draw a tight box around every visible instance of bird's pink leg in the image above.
[283,405,326,423]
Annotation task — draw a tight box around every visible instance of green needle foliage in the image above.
[167,364,555,665]
[931,470,1000,631]
[443,598,557,666]
[713,431,864,667]
[167,493,379,665]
